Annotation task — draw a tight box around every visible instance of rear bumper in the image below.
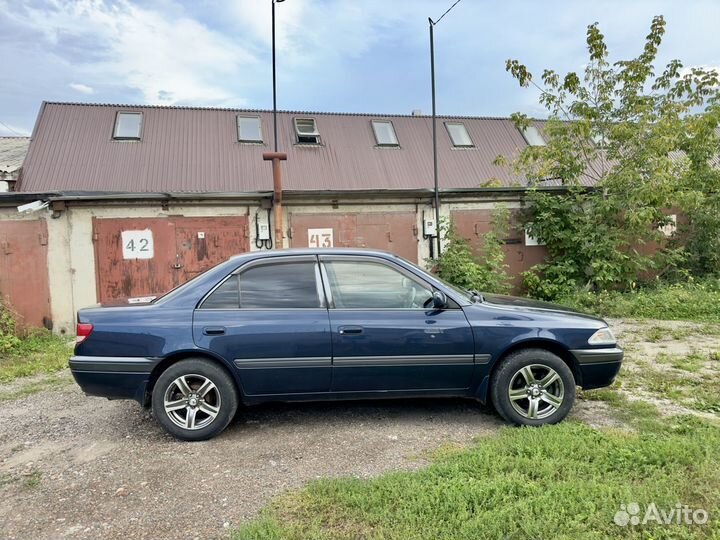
[69,356,161,403]
[570,347,624,390]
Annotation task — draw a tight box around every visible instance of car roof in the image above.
[228,247,400,261]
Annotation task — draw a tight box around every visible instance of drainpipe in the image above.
[263,152,287,248]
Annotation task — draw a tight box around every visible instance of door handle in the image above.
[338,325,363,335]
[203,326,226,336]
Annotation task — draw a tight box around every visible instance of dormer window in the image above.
[237,116,263,143]
[520,125,546,146]
[113,112,142,140]
[371,120,399,146]
[445,122,473,147]
[294,118,321,144]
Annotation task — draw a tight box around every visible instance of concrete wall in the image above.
[0,193,542,335]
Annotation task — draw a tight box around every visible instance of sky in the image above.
[1,0,719,136]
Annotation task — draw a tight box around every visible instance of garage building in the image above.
[0,102,554,333]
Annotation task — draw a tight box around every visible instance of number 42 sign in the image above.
[308,228,333,248]
[121,229,154,260]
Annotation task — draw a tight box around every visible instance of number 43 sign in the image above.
[121,229,154,260]
[308,228,334,248]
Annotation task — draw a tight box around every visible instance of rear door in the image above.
[320,255,475,393]
[193,255,332,397]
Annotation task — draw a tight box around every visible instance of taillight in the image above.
[76,323,94,345]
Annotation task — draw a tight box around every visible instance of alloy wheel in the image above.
[163,374,221,430]
[507,364,565,420]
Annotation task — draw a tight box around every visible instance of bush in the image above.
[433,208,511,294]
[0,300,21,353]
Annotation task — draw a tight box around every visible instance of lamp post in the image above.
[428,0,462,257]
[267,0,287,249]
[272,0,285,152]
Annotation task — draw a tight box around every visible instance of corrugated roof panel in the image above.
[20,103,533,193]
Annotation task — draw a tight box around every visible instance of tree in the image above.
[503,16,720,298]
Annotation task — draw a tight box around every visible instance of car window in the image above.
[323,260,433,309]
[238,261,321,309]
[202,275,240,309]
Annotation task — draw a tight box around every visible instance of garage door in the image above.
[0,219,52,328]
[93,216,248,303]
[450,209,547,290]
[288,212,418,262]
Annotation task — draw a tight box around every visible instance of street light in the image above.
[429,0,462,257]
[272,0,285,152]
[266,0,287,249]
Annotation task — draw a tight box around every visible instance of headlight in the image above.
[588,327,616,346]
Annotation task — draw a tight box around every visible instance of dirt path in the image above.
[1,317,700,540]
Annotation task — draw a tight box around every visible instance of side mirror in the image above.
[432,290,447,310]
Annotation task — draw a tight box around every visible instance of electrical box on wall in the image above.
[256,210,271,241]
[423,209,437,237]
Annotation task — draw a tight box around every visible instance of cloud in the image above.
[7,0,258,105]
[69,82,94,94]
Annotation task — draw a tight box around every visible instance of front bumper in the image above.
[570,347,623,390]
[69,356,161,403]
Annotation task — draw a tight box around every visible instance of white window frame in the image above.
[520,125,546,147]
[237,115,263,143]
[294,118,321,144]
[113,111,143,140]
[371,120,399,147]
[445,122,474,147]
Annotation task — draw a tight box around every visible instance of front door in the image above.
[320,256,475,393]
[193,255,332,396]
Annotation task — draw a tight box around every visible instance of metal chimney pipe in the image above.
[263,152,288,248]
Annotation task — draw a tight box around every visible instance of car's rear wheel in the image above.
[490,348,575,426]
[152,358,238,441]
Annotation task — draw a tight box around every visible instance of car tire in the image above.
[490,348,576,426]
[152,358,239,441]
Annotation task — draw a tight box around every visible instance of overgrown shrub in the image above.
[433,207,511,294]
[503,16,720,299]
[0,300,21,353]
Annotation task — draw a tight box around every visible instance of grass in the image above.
[555,280,720,322]
[233,319,720,540]
[0,330,73,383]
[234,413,720,539]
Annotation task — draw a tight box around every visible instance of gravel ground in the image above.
[0,321,654,540]
[0,374,511,540]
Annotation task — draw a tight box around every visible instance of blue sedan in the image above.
[70,249,622,440]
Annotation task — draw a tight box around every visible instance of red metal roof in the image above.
[19,102,533,193]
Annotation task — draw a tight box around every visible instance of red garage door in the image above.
[288,212,419,262]
[0,219,52,328]
[450,209,547,290]
[93,216,248,303]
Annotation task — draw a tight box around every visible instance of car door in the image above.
[320,255,475,393]
[193,255,332,397]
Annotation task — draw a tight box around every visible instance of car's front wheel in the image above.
[152,358,238,441]
[490,348,576,426]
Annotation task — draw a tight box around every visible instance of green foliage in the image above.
[504,16,720,298]
[234,417,720,540]
[555,279,720,322]
[0,300,21,353]
[433,207,511,294]
[0,331,72,382]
